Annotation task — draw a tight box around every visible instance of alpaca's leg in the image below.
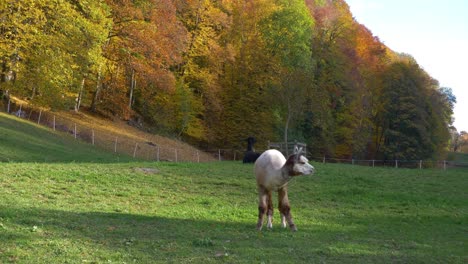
[278,186,297,231]
[280,213,286,228]
[257,186,268,231]
[266,191,274,229]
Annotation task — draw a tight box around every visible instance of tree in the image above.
[173,0,230,142]
[260,0,314,145]
[306,0,358,157]
[101,0,186,119]
[377,58,440,160]
[211,0,280,149]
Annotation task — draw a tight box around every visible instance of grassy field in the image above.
[1,162,467,263]
[1,112,467,263]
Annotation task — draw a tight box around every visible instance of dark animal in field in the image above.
[243,137,261,163]
[254,146,314,231]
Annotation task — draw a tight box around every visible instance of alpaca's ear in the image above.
[294,146,303,155]
[293,146,303,162]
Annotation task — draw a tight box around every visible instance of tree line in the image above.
[0,0,458,160]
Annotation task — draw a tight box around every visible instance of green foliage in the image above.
[261,0,314,70]
[376,60,448,160]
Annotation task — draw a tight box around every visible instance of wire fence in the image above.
[4,101,218,162]
[2,99,468,169]
[309,157,468,170]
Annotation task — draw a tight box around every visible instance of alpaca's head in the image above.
[285,147,315,176]
[246,137,256,151]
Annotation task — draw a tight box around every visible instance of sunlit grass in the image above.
[0,112,135,163]
[1,161,466,263]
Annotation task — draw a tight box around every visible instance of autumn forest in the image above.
[0,0,457,160]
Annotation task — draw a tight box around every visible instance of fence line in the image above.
[2,100,467,169]
[311,156,468,170]
[4,102,218,162]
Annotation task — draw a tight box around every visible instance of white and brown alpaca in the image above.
[254,147,314,231]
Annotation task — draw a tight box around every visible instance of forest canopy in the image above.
[0,0,456,160]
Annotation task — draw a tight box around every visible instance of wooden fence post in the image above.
[419,160,422,169]
[218,149,221,161]
[7,98,10,113]
[53,115,56,131]
[133,143,138,158]
[114,137,118,152]
[395,160,398,168]
[175,149,178,162]
[323,156,326,164]
[197,150,200,163]
[372,160,375,167]
[74,123,77,139]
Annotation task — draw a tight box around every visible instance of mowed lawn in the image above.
[1,161,466,263]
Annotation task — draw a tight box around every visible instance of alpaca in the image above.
[254,147,314,231]
[243,137,261,163]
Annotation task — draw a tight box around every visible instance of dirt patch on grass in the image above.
[133,167,160,174]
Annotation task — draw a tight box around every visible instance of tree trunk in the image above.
[129,69,135,109]
[75,78,85,112]
[90,65,102,112]
[284,99,291,156]
[31,86,36,99]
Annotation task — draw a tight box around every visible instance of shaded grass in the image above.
[1,161,467,263]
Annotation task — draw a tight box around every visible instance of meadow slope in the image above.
[0,111,215,162]
[0,112,135,163]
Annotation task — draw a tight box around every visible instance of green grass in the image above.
[1,112,467,263]
[0,112,134,163]
[1,162,466,263]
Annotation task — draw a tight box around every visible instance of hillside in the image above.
[0,111,216,162]
[0,112,132,163]
[0,0,455,161]
[51,110,217,162]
